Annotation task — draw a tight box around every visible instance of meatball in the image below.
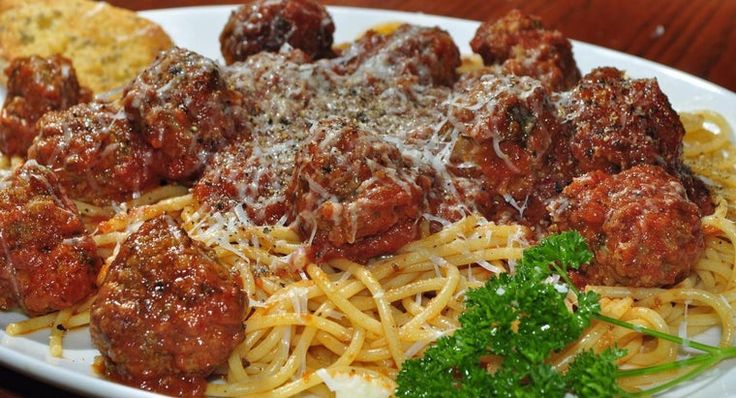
[192,140,293,225]
[550,164,704,287]
[28,103,158,205]
[287,118,431,262]
[220,0,335,64]
[561,67,685,174]
[0,55,91,156]
[333,24,461,87]
[122,47,244,181]
[0,161,100,315]
[470,9,580,91]
[90,215,245,397]
[446,73,573,227]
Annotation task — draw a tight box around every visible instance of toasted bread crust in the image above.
[0,0,173,93]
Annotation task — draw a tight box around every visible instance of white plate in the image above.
[1,5,735,398]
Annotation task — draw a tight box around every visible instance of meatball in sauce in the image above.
[560,67,685,174]
[122,47,245,181]
[287,119,432,263]
[0,55,91,156]
[446,73,574,227]
[220,0,335,64]
[332,24,461,88]
[550,164,704,288]
[29,102,158,205]
[91,215,246,397]
[0,161,100,315]
[470,9,581,91]
[193,140,293,226]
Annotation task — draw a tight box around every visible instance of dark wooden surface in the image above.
[1,1,734,397]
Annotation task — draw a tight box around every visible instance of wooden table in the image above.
[1,1,734,397]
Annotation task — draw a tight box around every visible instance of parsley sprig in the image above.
[598,313,736,397]
[395,231,736,397]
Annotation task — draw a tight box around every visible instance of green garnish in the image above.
[566,348,627,397]
[598,314,736,397]
[395,231,736,397]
